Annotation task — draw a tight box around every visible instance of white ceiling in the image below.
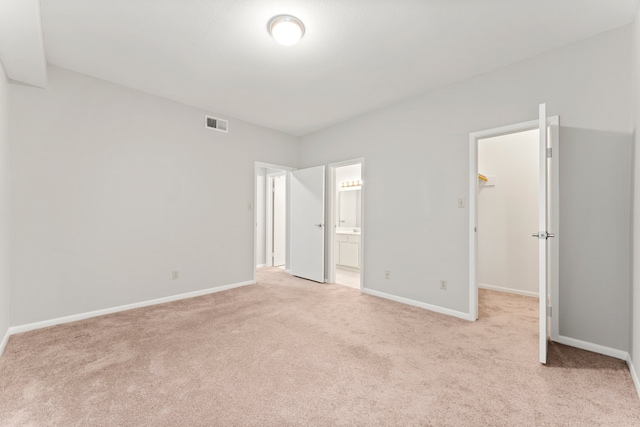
[34,0,640,136]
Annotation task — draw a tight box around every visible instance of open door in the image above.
[290,166,325,282]
[535,103,553,365]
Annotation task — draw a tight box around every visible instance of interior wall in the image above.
[478,130,538,296]
[9,65,299,326]
[0,61,10,345]
[300,26,633,351]
[632,5,640,376]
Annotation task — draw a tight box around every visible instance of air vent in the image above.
[205,115,228,133]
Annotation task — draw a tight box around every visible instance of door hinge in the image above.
[546,148,552,158]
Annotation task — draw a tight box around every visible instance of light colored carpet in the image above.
[1,267,639,426]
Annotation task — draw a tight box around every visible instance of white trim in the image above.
[9,280,254,335]
[478,283,538,298]
[256,264,267,268]
[469,129,478,320]
[549,120,560,342]
[0,328,10,356]
[556,335,628,360]
[626,354,640,399]
[327,165,337,284]
[254,162,296,172]
[362,288,474,321]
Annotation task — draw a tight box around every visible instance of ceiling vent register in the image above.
[205,115,228,133]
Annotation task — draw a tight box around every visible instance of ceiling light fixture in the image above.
[268,15,305,46]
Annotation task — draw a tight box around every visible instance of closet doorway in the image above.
[469,109,560,364]
[477,129,540,298]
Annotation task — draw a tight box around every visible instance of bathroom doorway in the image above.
[330,160,363,289]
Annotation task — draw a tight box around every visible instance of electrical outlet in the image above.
[385,270,391,279]
[440,280,447,290]
[172,271,179,280]
[457,198,465,208]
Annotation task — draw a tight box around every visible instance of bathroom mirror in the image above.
[338,189,361,228]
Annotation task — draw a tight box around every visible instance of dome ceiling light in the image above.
[268,15,305,46]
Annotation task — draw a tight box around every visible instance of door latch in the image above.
[532,232,555,239]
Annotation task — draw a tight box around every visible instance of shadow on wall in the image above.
[558,127,632,352]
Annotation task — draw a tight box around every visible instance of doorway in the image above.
[266,172,286,268]
[254,162,295,281]
[477,129,539,298]
[329,160,364,289]
[469,111,560,364]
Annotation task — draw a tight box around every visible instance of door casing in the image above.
[468,116,560,343]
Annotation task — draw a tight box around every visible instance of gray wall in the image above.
[300,26,633,351]
[0,61,10,344]
[632,6,640,373]
[559,128,631,348]
[9,65,299,326]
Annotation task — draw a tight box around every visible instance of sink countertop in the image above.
[336,228,361,235]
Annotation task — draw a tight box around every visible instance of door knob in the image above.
[315,224,324,228]
[532,232,555,239]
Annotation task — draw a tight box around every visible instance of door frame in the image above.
[254,162,296,283]
[328,158,365,289]
[468,117,559,340]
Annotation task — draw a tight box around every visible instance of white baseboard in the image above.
[256,264,267,268]
[0,327,9,357]
[556,335,628,360]
[362,288,474,321]
[478,283,538,298]
[626,354,640,399]
[9,280,255,335]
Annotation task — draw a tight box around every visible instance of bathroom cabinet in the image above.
[336,233,360,268]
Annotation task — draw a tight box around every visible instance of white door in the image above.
[272,175,286,266]
[290,166,325,282]
[536,103,553,365]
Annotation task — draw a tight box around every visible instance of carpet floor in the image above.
[1,267,639,426]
